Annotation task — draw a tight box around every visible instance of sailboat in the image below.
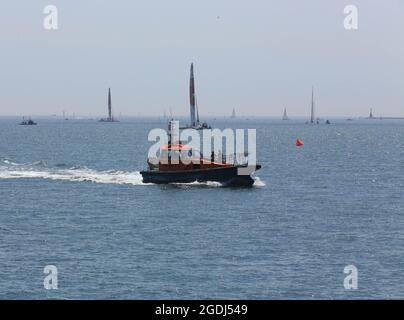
[282,108,289,120]
[310,87,315,123]
[99,88,119,122]
[231,108,236,119]
[308,86,319,124]
[369,108,374,119]
[19,116,37,125]
[182,63,211,129]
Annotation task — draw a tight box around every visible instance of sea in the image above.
[0,116,403,299]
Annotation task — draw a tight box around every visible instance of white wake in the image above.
[253,176,266,187]
[0,160,145,186]
[0,159,264,187]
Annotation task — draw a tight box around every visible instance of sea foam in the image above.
[0,160,146,186]
[0,159,264,187]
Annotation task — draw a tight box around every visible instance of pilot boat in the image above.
[141,144,261,186]
[140,122,261,187]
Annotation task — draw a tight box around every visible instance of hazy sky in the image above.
[0,0,403,117]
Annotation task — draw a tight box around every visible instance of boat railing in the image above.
[222,153,249,166]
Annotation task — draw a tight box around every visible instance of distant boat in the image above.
[282,108,289,120]
[19,116,37,125]
[181,63,211,129]
[369,108,374,119]
[99,88,119,122]
[325,120,331,125]
[231,108,236,119]
[367,108,404,120]
[367,108,385,120]
[310,87,315,124]
[308,87,319,124]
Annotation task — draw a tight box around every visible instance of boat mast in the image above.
[283,108,288,120]
[108,88,112,121]
[189,63,196,127]
[232,108,236,118]
[310,86,315,124]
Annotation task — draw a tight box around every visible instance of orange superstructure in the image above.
[148,144,232,172]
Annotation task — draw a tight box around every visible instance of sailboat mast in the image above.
[108,88,112,121]
[232,108,236,118]
[189,63,196,126]
[283,108,288,120]
[310,86,315,123]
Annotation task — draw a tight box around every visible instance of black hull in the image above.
[141,165,261,187]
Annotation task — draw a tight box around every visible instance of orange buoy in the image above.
[295,138,303,147]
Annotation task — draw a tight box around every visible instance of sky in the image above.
[0,0,403,117]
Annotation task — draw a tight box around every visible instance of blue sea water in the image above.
[0,117,404,299]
